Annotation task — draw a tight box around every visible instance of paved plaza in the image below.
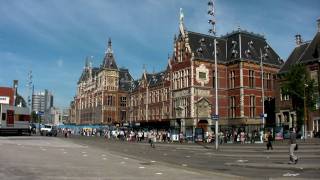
[0,135,320,179]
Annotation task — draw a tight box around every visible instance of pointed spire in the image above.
[102,38,118,70]
[179,8,185,37]
[106,38,113,54]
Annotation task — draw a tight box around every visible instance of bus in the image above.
[0,104,30,135]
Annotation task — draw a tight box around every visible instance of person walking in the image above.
[289,128,298,164]
[266,131,273,150]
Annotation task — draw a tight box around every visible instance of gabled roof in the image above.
[102,38,118,70]
[279,42,309,73]
[280,32,320,73]
[299,32,320,63]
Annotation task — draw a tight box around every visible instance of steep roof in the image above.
[102,38,118,70]
[186,31,227,63]
[280,32,320,73]
[279,42,309,73]
[185,29,282,67]
[119,68,133,91]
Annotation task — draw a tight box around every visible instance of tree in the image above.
[281,64,317,128]
[31,111,41,123]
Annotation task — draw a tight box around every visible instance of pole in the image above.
[214,38,219,150]
[260,49,265,131]
[304,84,307,139]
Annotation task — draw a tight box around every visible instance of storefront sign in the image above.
[0,96,10,104]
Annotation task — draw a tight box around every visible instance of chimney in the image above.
[295,34,302,46]
[317,18,320,32]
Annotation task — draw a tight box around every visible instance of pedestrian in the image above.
[266,131,273,150]
[288,128,298,164]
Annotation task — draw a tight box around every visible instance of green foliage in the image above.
[31,111,41,123]
[281,64,317,127]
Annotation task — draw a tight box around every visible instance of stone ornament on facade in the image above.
[196,64,209,86]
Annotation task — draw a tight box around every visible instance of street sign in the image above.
[211,114,219,120]
[37,111,44,116]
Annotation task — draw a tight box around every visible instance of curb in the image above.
[224,162,320,170]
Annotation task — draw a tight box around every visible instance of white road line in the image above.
[150,160,156,163]
[182,164,188,167]
[41,149,47,151]
[283,173,300,177]
[102,154,106,157]
[186,156,191,158]
[155,172,163,175]
[81,151,86,154]
[139,166,145,169]
[123,157,128,160]
[120,161,125,164]
[83,154,88,157]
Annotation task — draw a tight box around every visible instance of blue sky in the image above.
[0,0,319,108]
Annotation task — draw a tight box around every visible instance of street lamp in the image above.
[304,83,308,139]
[260,46,269,132]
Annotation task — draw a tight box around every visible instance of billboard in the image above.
[0,96,10,104]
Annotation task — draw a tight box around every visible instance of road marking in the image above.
[102,158,107,160]
[283,173,300,177]
[155,172,163,175]
[182,164,188,167]
[63,152,67,154]
[81,151,86,154]
[186,155,191,158]
[41,149,47,151]
[17,144,21,146]
[102,154,106,157]
[139,166,145,169]
[83,154,88,157]
[120,161,125,164]
[151,160,156,163]
[123,157,128,160]
[237,160,248,163]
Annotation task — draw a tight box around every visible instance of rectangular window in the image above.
[249,70,254,88]
[120,111,126,121]
[249,96,255,118]
[229,96,236,118]
[213,71,215,88]
[199,72,206,79]
[107,95,113,106]
[228,71,235,89]
[120,96,126,107]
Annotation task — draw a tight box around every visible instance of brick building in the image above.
[70,39,133,125]
[276,19,320,135]
[127,17,283,136]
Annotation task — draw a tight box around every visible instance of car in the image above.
[40,124,57,137]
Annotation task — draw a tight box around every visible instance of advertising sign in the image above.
[0,96,10,104]
[275,127,284,140]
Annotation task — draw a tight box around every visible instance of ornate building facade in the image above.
[70,14,283,136]
[70,39,133,125]
[127,17,283,135]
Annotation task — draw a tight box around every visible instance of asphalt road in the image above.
[0,136,237,180]
[64,135,320,179]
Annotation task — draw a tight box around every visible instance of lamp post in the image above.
[260,46,269,132]
[304,83,308,139]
